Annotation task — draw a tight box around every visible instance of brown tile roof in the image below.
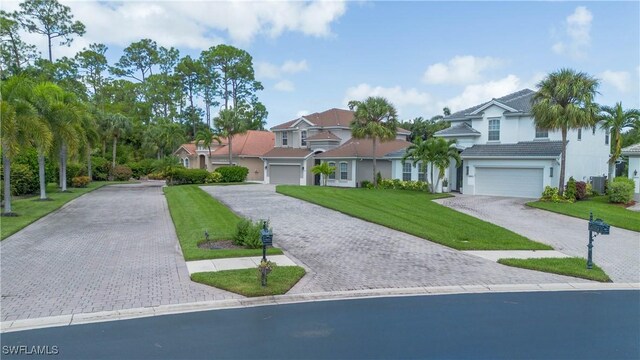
[306,131,341,141]
[316,138,411,159]
[261,147,313,159]
[175,143,196,155]
[211,130,275,157]
[272,108,354,130]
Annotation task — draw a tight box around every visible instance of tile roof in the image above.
[461,141,564,158]
[435,122,481,137]
[396,127,411,135]
[316,138,411,159]
[261,147,313,159]
[621,143,640,155]
[175,143,196,155]
[272,108,354,129]
[447,89,536,119]
[306,131,341,141]
[210,130,275,157]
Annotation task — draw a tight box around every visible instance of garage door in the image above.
[269,165,301,185]
[475,167,543,198]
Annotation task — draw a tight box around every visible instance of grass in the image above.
[1,181,123,240]
[498,257,612,282]
[163,185,283,261]
[527,196,640,232]
[191,266,306,297]
[276,186,551,250]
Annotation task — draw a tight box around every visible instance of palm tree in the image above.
[194,128,221,157]
[531,69,599,196]
[51,90,85,192]
[105,112,131,178]
[599,103,640,179]
[1,76,51,214]
[214,108,247,165]
[311,162,336,186]
[348,96,398,187]
[402,137,460,192]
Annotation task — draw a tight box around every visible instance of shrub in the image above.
[378,179,430,192]
[72,176,91,188]
[564,177,577,201]
[148,172,166,180]
[112,164,132,181]
[608,177,634,204]
[208,171,222,183]
[9,164,39,196]
[575,181,588,200]
[14,147,57,184]
[586,182,595,196]
[215,166,249,183]
[166,168,212,185]
[233,219,264,249]
[128,159,156,179]
[91,156,109,181]
[65,162,87,186]
[540,186,572,203]
[360,180,374,189]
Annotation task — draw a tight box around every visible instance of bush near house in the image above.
[540,186,572,203]
[91,156,110,181]
[71,176,91,188]
[166,168,222,185]
[575,181,588,200]
[111,164,133,181]
[377,179,430,192]
[6,164,39,196]
[215,166,249,183]
[233,219,265,249]
[608,177,634,204]
[564,177,577,201]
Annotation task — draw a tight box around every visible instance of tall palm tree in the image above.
[402,137,460,192]
[599,103,640,179]
[194,128,221,157]
[105,112,131,178]
[52,90,85,192]
[1,76,51,214]
[348,96,398,187]
[531,68,599,196]
[214,108,247,165]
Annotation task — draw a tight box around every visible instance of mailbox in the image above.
[588,219,610,235]
[260,229,273,246]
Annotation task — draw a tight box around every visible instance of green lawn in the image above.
[163,185,283,260]
[527,196,640,232]
[276,186,551,250]
[191,266,306,297]
[498,257,611,282]
[1,181,122,240]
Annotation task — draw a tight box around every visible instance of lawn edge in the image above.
[497,257,612,283]
[526,201,640,232]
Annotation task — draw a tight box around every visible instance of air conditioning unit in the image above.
[590,176,606,195]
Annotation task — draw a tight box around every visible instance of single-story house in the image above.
[622,143,640,201]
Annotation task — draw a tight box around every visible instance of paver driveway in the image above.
[434,195,640,283]
[1,183,239,322]
[202,185,587,294]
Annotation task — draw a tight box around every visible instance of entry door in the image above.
[456,161,463,191]
[314,159,321,185]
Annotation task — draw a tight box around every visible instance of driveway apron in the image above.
[1,183,239,322]
[202,185,588,294]
[435,195,640,283]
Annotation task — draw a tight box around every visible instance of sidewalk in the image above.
[186,255,297,274]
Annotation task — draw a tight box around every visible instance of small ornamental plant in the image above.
[257,260,276,286]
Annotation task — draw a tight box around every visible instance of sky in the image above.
[4,1,639,129]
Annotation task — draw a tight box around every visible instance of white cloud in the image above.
[281,60,309,74]
[443,75,522,112]
[423,55,504,85]
[343,84,435,116]
[600,70,631,93]
[274,80,295,92]
[256,60,308,79]
[2,0,346,61]
[552,6,593,59]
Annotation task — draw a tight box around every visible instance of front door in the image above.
[199,155,206,169]
[314,159,321,185]
[456,161,463,192]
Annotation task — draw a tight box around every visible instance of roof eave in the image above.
[461,155,560,160]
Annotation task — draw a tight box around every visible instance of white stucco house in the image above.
[621,143,640,201]
[433,89,610,198]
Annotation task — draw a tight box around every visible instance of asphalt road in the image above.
[2,291,639,359]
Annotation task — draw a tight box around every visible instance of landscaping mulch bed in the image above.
[197,240,244,250]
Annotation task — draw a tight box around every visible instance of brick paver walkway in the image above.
[1,183,239,322]
[435,195,640,283]
[202,185,588,294]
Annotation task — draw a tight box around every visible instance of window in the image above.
[184,158,189,168]
[550,167,554,177]
[605,130,609,145]
[578,128,582,141]
[488,119,500,141]
[301,131,307,146]
[340,162,348,180]
[592,126,596,135]
[328,162,336,180]
[403,162,412,181]
[466,166,469,176]
[282,132,288,146]
[418,163,426,182]
[535,127,548,139]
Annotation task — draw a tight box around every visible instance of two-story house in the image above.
[262,108,410,186]
[430,89,610,198]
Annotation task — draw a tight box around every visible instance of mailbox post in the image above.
[587,212,610,269]
[259,221,273,287]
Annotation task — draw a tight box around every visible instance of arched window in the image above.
[184,158,189,168]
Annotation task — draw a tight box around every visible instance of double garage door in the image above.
[475,167,543,198]
[269,165,301,185]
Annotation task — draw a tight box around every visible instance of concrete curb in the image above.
[2,282,638,333]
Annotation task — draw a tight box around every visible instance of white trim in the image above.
[462,156,560,160]
[290,117,315,128]
[339,161,348,180]
[470,100,518,115]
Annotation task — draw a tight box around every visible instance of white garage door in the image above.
[475,167,543,198]
[269,165,301,185]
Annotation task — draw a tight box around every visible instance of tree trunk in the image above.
[110,137,117,181]
[59,151,63,188]
[38,151,47,200]
[87,148,93,181]
[372,138,377,187]
[47,35,52,62]
[3,151,12,214]
[228,135,233,165]
[558,128,567,196]
[60,144,67,192]
[430,163,435,193]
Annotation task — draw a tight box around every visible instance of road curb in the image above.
[2,282,638,333]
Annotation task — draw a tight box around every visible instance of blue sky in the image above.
[6,1,639,128]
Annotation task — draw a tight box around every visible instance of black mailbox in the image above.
[589,219,610,235]
[261,229,273,247]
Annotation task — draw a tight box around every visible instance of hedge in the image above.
[215,166,249,183]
